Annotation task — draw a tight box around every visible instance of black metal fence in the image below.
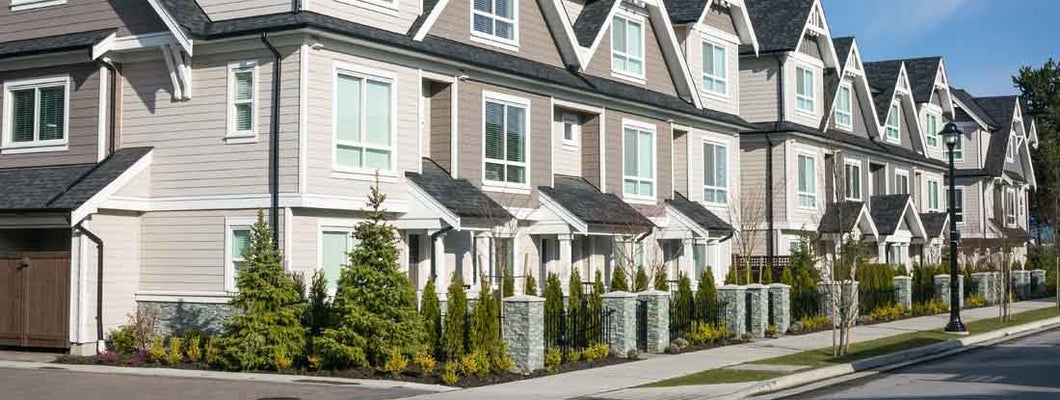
[544,296,614,354]
[669,297,729,340]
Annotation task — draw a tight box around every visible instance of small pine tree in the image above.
[502,268,515,298]
[761,265,774,284]
[610,265,630,292]
[524,273,538,296]
[695,269,717,323]
[675,272,694,328]
[589,271,605,344]
[218,211,306,371]
[780,267,795,286]
[442,273,468,361]
[634,265,649,292]
[543,273,564,348]
[470,280,501,358]
[653,265,669,291]
[421,276,442,358]
[317,182,426,368]
[304,269,332,355]
[724,265,738,285]
[568,268,584,314]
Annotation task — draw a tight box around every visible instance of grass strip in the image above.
[643,306,1060,387]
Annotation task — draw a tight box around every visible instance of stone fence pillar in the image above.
[768,283,791,335]
[602,291,637,358]
[893,276,912,310]
[502,295,544,373]
[971,272,992,305]
[818,281,859,322]
[745,284,768,338]
[989,272,1002,304]
[717,285,746,338]
[1031,269,1047,297]
[638,290,669,354]
[934,274,963,309]
[1012,270,1031,300]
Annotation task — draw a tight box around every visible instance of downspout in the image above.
[766,54,784,261]
[74,222,104,353]
[262,33,282,246]
[430,226,455,278]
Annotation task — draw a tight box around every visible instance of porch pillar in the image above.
[559,233,573,294]
[433,230,448,297]
[878,241,888,264]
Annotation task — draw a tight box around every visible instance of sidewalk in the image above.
[402,299,1058,400]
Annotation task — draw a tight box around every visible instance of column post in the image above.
[558,233,573,294]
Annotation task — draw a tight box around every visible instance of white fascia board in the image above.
[71,150,153,224]
[405,180,462,229]
[696,0,758,55]
[664,204,710,238]
[538,191,589,233]
[412,0,450,41]
[540,0,585,68]
[650,1,703,109]
[580,0,625,69]
[146,0,194,56]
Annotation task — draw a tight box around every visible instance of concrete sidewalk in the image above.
[402,298,1058,400]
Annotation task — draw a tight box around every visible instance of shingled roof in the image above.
[0,29,115,59]
[900,57,942,104]
[0,147,151,212]
[573,0,619,47]
[539,175,654,229]
[405,158,513,220]
[974,96,1020,177]
[665,0,710,24]
[745,122,946,169]
[819,201,871,234]
[863,60,904,123]
[869,194,914,236]
[919,212,948,238]
[665,192,734,237]
[950,87,997,128]
[832,36,854,67]
[743,0,815,54]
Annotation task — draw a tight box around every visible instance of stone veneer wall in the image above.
[138,301,235,336]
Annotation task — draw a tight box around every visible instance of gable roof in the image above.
[819,201,876,237]
[743,0,815,54]
[0,29,115,59]
[821,36,882,137]
[863,60,904,122]
[950,87,997,129]
[974,95,1020,177]
[539,175,654,229]
[405,158,513,221]
[664,0,759,53]
[665,192,734,237]
[869,194,924,237]
[573,0,620,47]
[900,57,942,104]
[746,122,947,169]
[665,0,710,24]
[0,147,152,212]
[919,212,948,238]
[832,36,854,66]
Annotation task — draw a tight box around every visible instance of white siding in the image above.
[82,212,141,338]
[309,0,422,34]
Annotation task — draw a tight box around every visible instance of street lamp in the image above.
[942,122,967,334]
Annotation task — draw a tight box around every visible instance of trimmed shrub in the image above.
[524,273,538,296]
[858,263,897,313]
[442,273,468,361]
[695,269,717,323]
[761,264,774,284]
[633,265,650,292]
[912,264,940,304]
[108,325,137,355]
[469,281,503,367]
[610,265,630,292]
[421,275,442,358]
[502,268,515,298]
[543,273,564,348]
[653,265,669,291]
[568,268,584,315]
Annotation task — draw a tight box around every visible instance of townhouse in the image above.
[0,0,1036,355]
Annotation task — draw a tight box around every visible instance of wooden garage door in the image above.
[0,252,70,348]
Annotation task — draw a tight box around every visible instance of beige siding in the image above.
[797,34,821,59]
[122,44,300,198]
[197,0,290,20]
[673,130,687,194]
[685,27,739,115]
[702,5,737,36]
[585,12,678,97]
[603,109,671,202]
[0,63,100,168]
[784,59,824,128]
[309,0,421,33]
[581,113,602,188]
[738,56,779,123]
[552,113,582,177]
[429,0,566,68]
[0,0,164,43]
[428,82,454,171]
[686,127,739,222]
[81,211,141,339]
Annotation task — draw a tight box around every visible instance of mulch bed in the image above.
[665,338,750,354]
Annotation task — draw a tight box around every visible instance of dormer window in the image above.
[885,103,900,143]
[472,0,518,47]
[924,112,939,148]
[1006,138,1015,162]
[701,41,727,95]
[611,13,645,80]
[835,84,852,128]
[795,66,815,113]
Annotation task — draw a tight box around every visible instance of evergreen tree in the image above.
[610,265,630,292]
[724,265,738,285]
[304,269,332,355]
[589,271,605,344]
[421,276,442,357]
[442,273,468,361]
[761,265,774,284]
[470,280,501,357]
[218,212,306,371]
[567,268,584,313]
[780,266,795,286]
[543,273,564,348]
[633,265,649,292]
[502,267,515,298]
[695,269,717,323]
[318,183,426,368]
[675,273,694,328]
[653,266,669,291]
[524,273,538,296]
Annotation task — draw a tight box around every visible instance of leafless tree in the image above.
[732,181,771,285]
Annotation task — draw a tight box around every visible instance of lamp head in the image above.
[941,122,961,146]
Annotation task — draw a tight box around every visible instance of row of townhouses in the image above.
[0,0,1037,354]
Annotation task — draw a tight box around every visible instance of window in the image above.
[692,243,706,279]
[1005,189,1016,226]
[797,153,816,208]
[835,84,852,128]
[894,170,909,194]
[1006,139,1015,162]
[953,187,964,223]
[321,230,358,294]
[335,68,394,172]
[472,0,517,44]
[483,96,528,187]
[611,14,644,79]
[927,179,940,211]
[561,113,580,146]
[701,41,726,95]
[2,75,68,151]
[795,66,815,113]
[227,61,257,140]
[9,0,66,12]
[702,141,728,203]
[885,103,901,142]
[949,133,964,161]
[924,113,939,147]
[844,161,861,200]
[623,122,655,199]
[224,217,256,292]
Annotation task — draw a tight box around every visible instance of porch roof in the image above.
[538,175,654,231]
[0,147,152,212]
[405,158,512,221]
[819,201,877,237]
[664,192,734,238]
[0,29,114,59]
[919,212,949,238]
[870,194,925,237]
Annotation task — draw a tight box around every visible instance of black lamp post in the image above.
[942,122,967,334]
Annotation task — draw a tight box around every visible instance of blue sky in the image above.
[821,0,1057,96]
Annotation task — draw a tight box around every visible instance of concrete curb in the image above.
[716,315,1060,400]
[0,360,456,393]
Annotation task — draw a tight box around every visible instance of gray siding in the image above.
[738,56,778,123]
[0,0,165,43]
[0,63,101,168]
[197,0,290,20]
[139,209,259,293]
[702,5,737,36]
[430,0,566,68]
[309,0,422,33]
[673,130,687,194]
[585,14,678,97]
[428,82,454,171]
[602,109,671,202]
[581,113,602,188]
[797,34,821,59]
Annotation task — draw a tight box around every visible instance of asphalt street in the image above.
[785,326,1060,399]
[0,367,429,400]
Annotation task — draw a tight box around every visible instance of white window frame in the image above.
[1004,188,1016,227]
[885,102,901,143]
[952,186,964,224]
[844,159,862,201]
[1,75,70,153]
[226,61,259,143]
[470,0,520,50]
[317,220,359,296]
[223,216,257,293]
[834,83,853,129]
[1006,138,1015,162]
[795,65,816,114]
[702,139,728,204]
[894,168,909,195]
[331,62,399,178]
[796,152,817,209]
[923,108,941,148]
[622,119,657,203]
[927,178,941,212]
[482,91,531,192]
[561,112,580,148]
[9,0,66,12]
[949,132,965,162]
[610,11,647,83]
[700,39,728,97]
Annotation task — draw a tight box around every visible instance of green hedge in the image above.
[858,263,896,313]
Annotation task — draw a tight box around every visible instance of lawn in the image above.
[643,306,1060,388]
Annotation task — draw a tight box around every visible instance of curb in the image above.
[0,360,457,393]
[718,315,1060,400]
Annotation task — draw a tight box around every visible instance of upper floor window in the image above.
[483,94,528,187]
[561,113,580,147]
[795,66,815,113]
[9,0,66,12]
[227,61,258,141]
[927,179,940,211]
[924,112,939,148]
[885,103,900,143]
[703,141,728,204]
[2,75,68,152]
[472,0,517,45]
[844,160,861,200]
[335,67,394,172]
[948,133,964,161]
[1005,188,1016,226]
[797,153,816,208]
[623,122,655,200]
[835,84,852,128]
[894,169,909,194]
[611,14,645,80]
[953,187,964,223]
[701,41,726,95]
